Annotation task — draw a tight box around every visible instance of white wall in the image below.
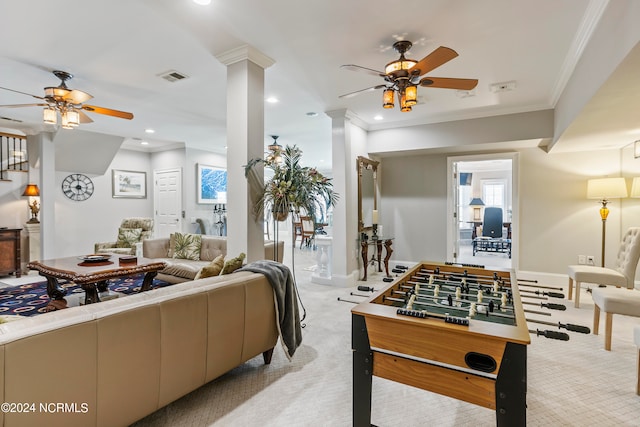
[54,149,153,257]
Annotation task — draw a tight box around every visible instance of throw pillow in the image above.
[172,232,202,261]
[220,252,246,275]
[115,228,143,248]
[194,254,225,280]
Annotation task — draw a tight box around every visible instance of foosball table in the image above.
[351,261,531,426]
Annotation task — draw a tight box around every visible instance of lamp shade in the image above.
[631,177,640,198]
[469,197,485,206]
[22,184,40,197]
[587,177,628,200]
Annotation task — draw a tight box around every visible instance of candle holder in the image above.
[372,224,378,240]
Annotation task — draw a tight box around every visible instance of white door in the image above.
[154,168,182,237]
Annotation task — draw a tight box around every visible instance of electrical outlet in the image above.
[587,255,595,265]
[578,255,586,265]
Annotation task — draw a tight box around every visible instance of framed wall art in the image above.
[112,169,147,198]
[197,164,227,204]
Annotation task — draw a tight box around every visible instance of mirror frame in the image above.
[357,156,379,232]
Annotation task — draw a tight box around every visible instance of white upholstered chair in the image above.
[567,227,640,308]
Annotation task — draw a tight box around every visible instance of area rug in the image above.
[0,275,171,317]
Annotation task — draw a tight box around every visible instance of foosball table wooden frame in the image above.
[351,261,531,426]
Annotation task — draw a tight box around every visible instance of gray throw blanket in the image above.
[238,260,302,360]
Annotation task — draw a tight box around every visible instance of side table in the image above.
[360,237,394,281]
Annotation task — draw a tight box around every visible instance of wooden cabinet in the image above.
[0,228,21,278]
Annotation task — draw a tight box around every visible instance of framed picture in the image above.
[112,169,147,198]
[197,164,227,204]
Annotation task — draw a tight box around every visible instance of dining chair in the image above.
[567,227,640,308]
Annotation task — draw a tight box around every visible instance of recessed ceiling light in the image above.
[374,115,383,121]
[266,96,279,104]
[192,0,211,5]
[145,129,155,134]
[140,141,149,145]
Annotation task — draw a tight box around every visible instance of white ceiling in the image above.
[0,0,638,167]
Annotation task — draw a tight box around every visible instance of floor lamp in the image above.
[587,177,628,267]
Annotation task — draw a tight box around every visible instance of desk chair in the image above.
[567,227,640,308]
[472,207,511,258]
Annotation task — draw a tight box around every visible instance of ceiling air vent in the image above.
[158,70,189,83]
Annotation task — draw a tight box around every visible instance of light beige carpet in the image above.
[132,251,640,427]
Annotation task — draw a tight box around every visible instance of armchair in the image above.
[472,207,511,258]
[94,217,154,256]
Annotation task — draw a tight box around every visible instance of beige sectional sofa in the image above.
[0,270,279,427]
[143,235,284,284]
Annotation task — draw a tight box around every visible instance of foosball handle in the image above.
[357,285,375,292]
[543,302,567,311]
[562,323,591,334]
[534,329,570,341]
[546,291,565,299]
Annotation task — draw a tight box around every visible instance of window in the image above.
[483,181,505,209]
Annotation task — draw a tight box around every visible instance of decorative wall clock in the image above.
[62,173,94,201]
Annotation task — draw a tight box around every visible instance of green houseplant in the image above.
[244,144,338,223]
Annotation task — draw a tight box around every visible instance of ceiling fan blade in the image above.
[340,64,386,78]
[412,46,459,76]
[0,103,48,108]
[78,110,93,124]
[82,105,134,120]
[339,84,388,99]
[0,86,46,100]
[419,77,479,90]
[64,89,93,104]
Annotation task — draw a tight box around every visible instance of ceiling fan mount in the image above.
[340,40,478,112]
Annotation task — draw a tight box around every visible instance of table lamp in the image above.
[587,177,628,267]
[22,183,40,224]
[469,198,485,221]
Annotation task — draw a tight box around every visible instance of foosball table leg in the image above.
[352,314,374,427]
[494,342,527,426]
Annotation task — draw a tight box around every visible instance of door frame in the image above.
[446,152,519,271]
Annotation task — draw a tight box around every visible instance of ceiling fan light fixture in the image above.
[64,109,80,127]
[43,107,57,124]
[60,112,74,129]
[405,84,418,107]
[382,89,395,109]
[44,86,70,100]
[384,59,417,75]
[399,91,412,112]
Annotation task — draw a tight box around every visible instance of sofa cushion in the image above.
[161,260,208,280]
[116,228,143,248]
[194,254,225,280]
[221,253,246,275]
[172,232,202,261]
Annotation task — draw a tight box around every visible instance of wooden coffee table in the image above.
[27,254,167,310]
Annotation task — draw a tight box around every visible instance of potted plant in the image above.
[244,144,338,224]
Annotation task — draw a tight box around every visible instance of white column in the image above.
[325,109,359,286]
[27,132,56,260]
[24,223,41,262]
[216,45,274,263]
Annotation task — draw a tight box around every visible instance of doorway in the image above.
[447,154,518,270]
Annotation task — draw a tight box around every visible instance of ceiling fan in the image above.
[340,40,478,112]
[0,70,134,129]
